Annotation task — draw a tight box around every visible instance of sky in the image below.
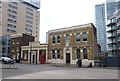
[40,0,105,43]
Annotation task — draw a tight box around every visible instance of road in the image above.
[2,63,118,79]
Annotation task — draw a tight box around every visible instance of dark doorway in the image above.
[66,53,70,64]
[32,55,35,63]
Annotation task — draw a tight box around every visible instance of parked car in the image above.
[0,57,14,64]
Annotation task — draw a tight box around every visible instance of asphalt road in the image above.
[2,63,118,79]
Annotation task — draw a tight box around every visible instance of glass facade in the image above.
[95,4,107,54]
[22,0,40,9]
[2,35,11,57]
[106,0,118,20]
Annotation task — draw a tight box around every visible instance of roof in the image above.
[48,23,95,33]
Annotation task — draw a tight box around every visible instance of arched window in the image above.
[77,49,80,59]
[83,48,87,59]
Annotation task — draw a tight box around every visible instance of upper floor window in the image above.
[52,36,56,44]
[8,4,17,10]
[12,40,15,44]
[7,29,16,33]
[83,48,87,59]
[8,13,17,19]
[25,28,32,32]
[7,24,16,28]
[26,20,33,24]
[11,2,18,5]
[26,24,33,28]
[82,32,87,41]
[8,19,16,23]
[57,36,60,43]
[8,9,17,14]
[26,7,33,12]
[26,15,33,20]
[76,33,80,42]
[66,34,70,43]
[26,11,33,16]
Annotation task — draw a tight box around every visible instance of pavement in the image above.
[1,63,119,79]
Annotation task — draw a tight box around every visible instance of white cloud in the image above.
[40,0,105,43]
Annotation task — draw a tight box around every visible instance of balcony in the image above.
[107,20,116,26]
[108,42,116,45]
[107,28,116,32]
[107,35,116,39]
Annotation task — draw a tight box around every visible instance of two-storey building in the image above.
[10,33,34,62]
[47,23,100,67]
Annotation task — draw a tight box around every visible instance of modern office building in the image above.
[10,34,34,62]
[0,0,40,42]
[107,9,120,57]
[47,23,100,67]
[95,4,107,55]
[2,35,11,57]
[106,0,118,20]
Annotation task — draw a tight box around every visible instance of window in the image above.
[26,7,33,12]
[82,32,87,41]
[12,40,15,44]
[66,34,70,43]
[76,33,80,42]
[26,24,33,28]
[57,36,60,43]
[26,15,33,20]
[8,40,11,45]
[83,48,87,59]
[11,2,18,5]
[17,47,19,52]
[24,54,27,59]
[76,49,80,59]
[7,29,16,33]
[8,9,17,14]
[2,41,6,45]
[26,11,33,16]
[8,47,10,53]
[52,50,60,59]
[8,4,17,10]
[57,50,60,59]
[25,33,32,36]
[52,50,55,59]
[17,40,19,44]
[52,36,56,44]
[26,20,33,24]
[8,19,16,23]
[7,24,16,28]
[8,14,17,19]
[25,28,32,32]
[2,48,5,53]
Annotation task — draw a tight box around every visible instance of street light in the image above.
[30,30,32,63]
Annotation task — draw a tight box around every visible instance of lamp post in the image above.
[30,31,32,63]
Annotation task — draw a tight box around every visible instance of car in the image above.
[0,57,14,64]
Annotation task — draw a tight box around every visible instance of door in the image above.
[32,55,35,63]
[66,53,70,64]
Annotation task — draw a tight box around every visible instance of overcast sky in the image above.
[40,0,105,43]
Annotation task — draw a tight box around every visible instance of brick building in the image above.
[47,23,100,67]
[10,33,34,62]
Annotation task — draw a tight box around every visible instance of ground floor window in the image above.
[76,49,80,59]
[52,50,60,59]
[52,50,55,59]
[83,48,87,59]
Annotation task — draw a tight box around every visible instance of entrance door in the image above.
[32,55,35,63]
[66,53,70,64]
